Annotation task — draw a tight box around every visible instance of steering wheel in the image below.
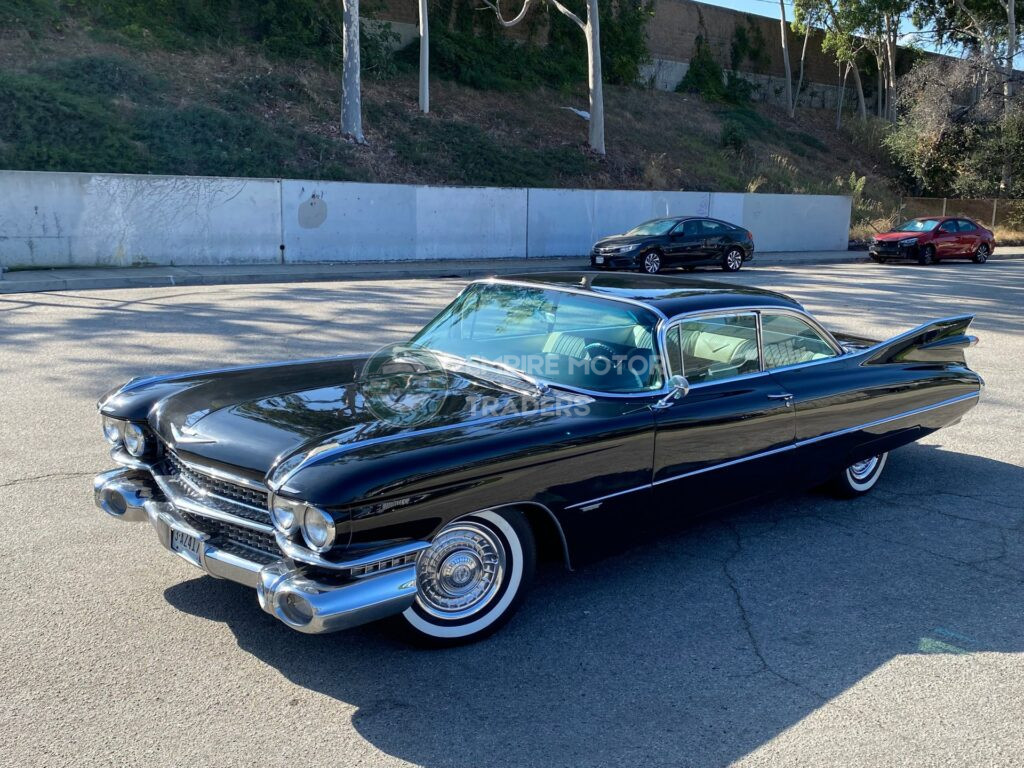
[583,342,616,361]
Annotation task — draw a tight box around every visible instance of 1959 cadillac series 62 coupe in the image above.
[94,273,982,645]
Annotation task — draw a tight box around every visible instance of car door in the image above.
[666,219,707,266]
[933,219,960,258]
[652,312,795,518]
[698,219,730,263]
[956,219,980,256]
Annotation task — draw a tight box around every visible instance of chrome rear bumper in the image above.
[94,468,420,634]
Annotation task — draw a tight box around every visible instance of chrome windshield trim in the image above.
[564,391,980,509]
[473,277,672,321]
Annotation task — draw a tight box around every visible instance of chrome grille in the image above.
[165,451,271,525]
[185,513,280,563]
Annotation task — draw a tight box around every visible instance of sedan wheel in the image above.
[918,245,936,265]
[973,243,990,264]
[400,510,535,645]
[642,251,662,274]
[832,452,889,497]
[722,247,744,272]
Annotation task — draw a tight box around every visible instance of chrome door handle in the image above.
[767,393,793,400]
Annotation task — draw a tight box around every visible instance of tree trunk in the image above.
[876,57,884,117]
[585,0,605,155]
[850,62,867,122]
[341,0,365,142]
[884,15,898,121]
[418,0,429,113]
[779,0,794,116]
[794,27,809,110]
[836,64,849,129]
[1002,0,1016,192]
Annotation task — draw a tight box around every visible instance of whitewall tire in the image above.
[832,452,889,497]
[400,509,535,646]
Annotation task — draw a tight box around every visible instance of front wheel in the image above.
[918,245,936,265]
[831,452,889,497]
[399,509,535,646]
[722,247,744,272]
[641,251,662,274]
[972,243,990,263]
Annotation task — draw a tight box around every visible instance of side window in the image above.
[673,314,759,384]
[665,325,684,376]
[761,313,838,369]
[681,220,701,236]
[938,220,957,234]
[958,219,977,232]
[700,220,726,234]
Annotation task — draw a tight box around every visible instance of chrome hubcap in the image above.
[645,254,659,272]
[848,455,880,481]
[727,251,742,269]
[978,246,988,261]
[416,521,506,620]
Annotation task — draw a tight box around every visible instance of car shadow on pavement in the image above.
[163,443,1024,767]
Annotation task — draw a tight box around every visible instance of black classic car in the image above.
[590,216,755,273]
[94,273,982,645]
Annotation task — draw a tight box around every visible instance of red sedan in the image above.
[870,217,995,265]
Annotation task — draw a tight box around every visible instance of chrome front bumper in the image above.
[94,467,421,634]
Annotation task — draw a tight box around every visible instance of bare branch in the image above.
[548,0,586,29]
[477,0,537,28]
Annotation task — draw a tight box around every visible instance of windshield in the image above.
[411,283,664,394]
[894,219,940,232]
[625,219,678,237]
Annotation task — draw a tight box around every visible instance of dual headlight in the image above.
[270,496,335,552]
[101,415,148,458]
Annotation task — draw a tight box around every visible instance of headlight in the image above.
[123,422,147,457]
[899,237,918,246]
[102,415,123,445]
[270,496,302,534]
[619,243,640,252]
[301,506,335,552]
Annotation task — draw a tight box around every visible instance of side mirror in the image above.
[653,375,690,410]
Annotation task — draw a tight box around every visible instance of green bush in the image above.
[719,120,747,152]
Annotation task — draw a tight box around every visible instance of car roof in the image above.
[488,272,804,318]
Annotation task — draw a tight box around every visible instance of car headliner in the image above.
[486,272,803,318]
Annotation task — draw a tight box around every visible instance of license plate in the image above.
[595,256,605,264]
[170,528,202,558]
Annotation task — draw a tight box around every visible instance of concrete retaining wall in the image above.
[0,170,851,269]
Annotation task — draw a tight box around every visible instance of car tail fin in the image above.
[865,315,977,365]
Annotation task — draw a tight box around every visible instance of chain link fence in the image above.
[901,197,1024,230]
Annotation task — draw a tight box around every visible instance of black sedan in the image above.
[591,216,755,273]
[94,273,981,645]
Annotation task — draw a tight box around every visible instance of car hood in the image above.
[874,231,926,242]
[148,357,559,479]
[594,234,651,248]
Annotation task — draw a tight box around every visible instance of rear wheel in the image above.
[972,243,990,263]
[918,245,936,265]
[641,251,663,274]
[831,452,889,497]
[722,247,744,272]
[399,509,535,646]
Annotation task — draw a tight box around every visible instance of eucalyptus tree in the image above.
[793,0,868,121]
[480,0,606,154]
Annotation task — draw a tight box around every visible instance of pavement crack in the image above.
[0,470,98,489]
[721,523,830,703]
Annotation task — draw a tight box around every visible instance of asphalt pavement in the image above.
[1,261,1022,767]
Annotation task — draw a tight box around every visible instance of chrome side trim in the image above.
[274,535,430,571]
[565,391,980,509]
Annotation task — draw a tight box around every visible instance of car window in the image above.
[761,313,838,369]
[938,220,957,233]
[665,325,684,376]
[701,220,727,234]
[671,314,760,384]
[957,219,977,232]
[680,220,701,236]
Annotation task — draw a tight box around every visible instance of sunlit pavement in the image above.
[1,261,1022,767]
